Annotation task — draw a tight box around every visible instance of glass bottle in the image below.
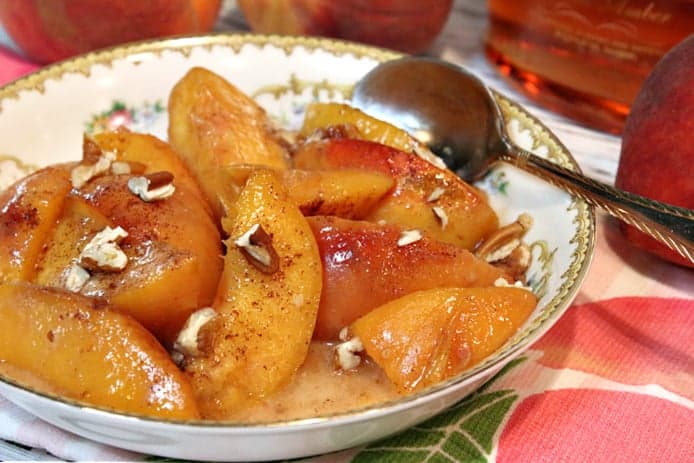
[486,0,694,133]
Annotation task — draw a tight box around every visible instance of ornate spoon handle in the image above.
[501,149,694,263]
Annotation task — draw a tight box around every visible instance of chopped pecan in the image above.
[476,213,533,282]
[64,263,90,292]
[432,206,448,229]
[145,171,175,189]
[82,134,103,164]
[127,171,176,202]
[334,335,364,371]
[78,226,129,272]
[234,223,280,274]
[110,161,132,175]
[427,187,445,202]
[476,213,532,263]
[70,149,116,189]
[173,307,218,357]
[397,229,423,247]
[491,244,532,283]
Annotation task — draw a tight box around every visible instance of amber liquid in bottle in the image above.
[486,0,694,133]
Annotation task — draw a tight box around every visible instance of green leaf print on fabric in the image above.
[441,431,485,462]
[350,450,436,463]
[461,395,517,453]
[352,357,527,463]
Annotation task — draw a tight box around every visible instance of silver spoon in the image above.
[351,57,694,263]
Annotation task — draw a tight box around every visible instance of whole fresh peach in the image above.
[0,0,221,63]
[615,34,694,268]
[238,0,453,54]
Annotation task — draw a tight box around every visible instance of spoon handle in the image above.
[501,149,694,263]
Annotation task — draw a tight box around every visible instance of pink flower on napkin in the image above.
[532,297,694,400]
[484,297,694,462]
[497,389,694,462]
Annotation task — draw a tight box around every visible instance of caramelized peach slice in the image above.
[351,287,537,392]
[283,168,394,219]
[0,166,72,283]
[84,242,207,346]
[308,216,509,340]
[78,175,223,345]
[92,130,213,217]
[294,138,499,250]
[185,168,321,419]
[33,195,112,288]
[0,282,199,420]
[168,67,290,217]
[215,166,394,219]
[300,102,429,156]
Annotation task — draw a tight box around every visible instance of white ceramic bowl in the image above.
[0,34,594,461]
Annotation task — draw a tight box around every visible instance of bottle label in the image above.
[529,1,677,64]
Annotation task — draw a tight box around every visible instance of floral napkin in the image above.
[0,36,692,463]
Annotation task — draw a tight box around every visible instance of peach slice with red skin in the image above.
[308,215,510,340]
[293,137,499,250]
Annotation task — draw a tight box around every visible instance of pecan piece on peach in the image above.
[127,171,176,202]
[233,223,280,274]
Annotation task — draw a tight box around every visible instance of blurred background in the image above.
[0,0,623,185]
[1,0,691,191]
[2,0,690,137]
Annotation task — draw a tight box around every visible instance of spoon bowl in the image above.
[352,57,694,264]
[352,57,505,181]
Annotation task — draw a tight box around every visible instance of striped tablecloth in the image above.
[0,1,692,461]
